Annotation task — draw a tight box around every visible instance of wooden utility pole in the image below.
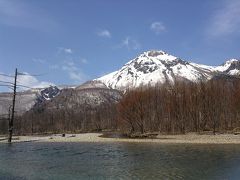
[8,68,17,143]
[8,105,12,125]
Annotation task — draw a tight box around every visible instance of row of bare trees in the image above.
[11,102,117,135]
[1,78,240,135]
[118,78,240,134]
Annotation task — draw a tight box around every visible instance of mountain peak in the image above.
[215,59,240,74]
[124,50,178,68]
[39,86,60,101]
[96,51,240,90]
[224,58,239,65]
[138,50,177,61]
[97,50,209,89]
[145,50,167,56]
[222,59,240,75]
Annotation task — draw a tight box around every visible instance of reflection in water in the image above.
[0,142,240,180]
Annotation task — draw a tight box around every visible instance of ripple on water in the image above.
[0,143,240,179]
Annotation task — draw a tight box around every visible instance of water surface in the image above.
[0,142,240,179]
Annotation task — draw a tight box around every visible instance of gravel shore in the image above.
[1,133,240,144]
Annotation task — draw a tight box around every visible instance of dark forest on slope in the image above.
[1,76,240,135]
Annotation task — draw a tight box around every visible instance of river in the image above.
[0,142,240,179]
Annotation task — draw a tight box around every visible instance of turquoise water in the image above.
[0,142,240,180]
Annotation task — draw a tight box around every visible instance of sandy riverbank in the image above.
[1,133,240,144]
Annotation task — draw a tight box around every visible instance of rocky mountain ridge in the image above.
[96,50,240,90]
[0,86,60,117]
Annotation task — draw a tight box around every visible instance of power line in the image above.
[0,80,14,85]
[0,114,9,117]
[1,72,47,77]
[0,84,14,90]
[0,114,9,119]
[16,84,33,89]
[0,73,14,78]
[1,69,46,143]
[17,72,46,77]
[0,83,34,90]
[1,72,47,90]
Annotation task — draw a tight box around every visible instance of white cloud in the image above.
[121,37,141,50]
[61,61,87,83]
[49,64,59,70]
[150,22,166,34]
[32,58,46,64]
[58,47,73,54]
[0,72,53,91]
[0,0,57,32]
[80,58,88,64]
[64,48,73,54]
[207,0,240,37]
[97,29,111,38]
[17,73,54,89]
[51,48,88,83]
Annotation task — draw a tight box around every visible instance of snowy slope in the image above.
[214,59,240,75]
[96,50,240,90]
[0,86,61,116]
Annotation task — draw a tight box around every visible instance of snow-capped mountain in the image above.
[0,86,61,117]
[96,50,240,90]
[1,50,239,116]
[31,81,122,112]
[215,59,240,75]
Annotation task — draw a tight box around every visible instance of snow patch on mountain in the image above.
[76,80,108,90]
[40,86,60,100]
[96,50,240,90]
[214,59,240,75]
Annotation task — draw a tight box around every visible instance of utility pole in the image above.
[8,105,12,125]
[8,68,17,143]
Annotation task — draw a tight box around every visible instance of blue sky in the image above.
[0,0,240,90]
